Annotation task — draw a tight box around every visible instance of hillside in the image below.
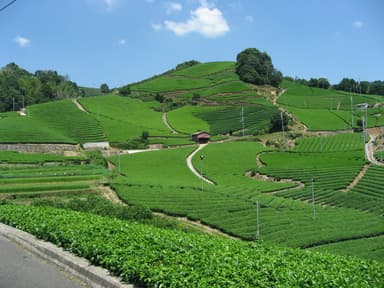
[0,60,383,286]
[0,99,107,144]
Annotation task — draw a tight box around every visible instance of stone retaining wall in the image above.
[0,143,80,153]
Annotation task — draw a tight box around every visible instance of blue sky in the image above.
[1,0,383,87]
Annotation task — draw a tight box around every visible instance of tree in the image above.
[269,111,288,133]
[369,81,384,95]
[100,83,110,94]
[334,78,357,92]
[192,93,201,105]
[154,93,164,103]
[236,48,282,87]
[119,85,131,96]
[175,60,200,70]
[317,78,330,89]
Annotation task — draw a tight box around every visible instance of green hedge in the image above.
[0,205,382,288]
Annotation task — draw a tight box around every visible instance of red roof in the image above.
[197,133,210,139]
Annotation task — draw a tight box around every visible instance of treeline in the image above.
[0,63,83,112]
[285,76,384,95]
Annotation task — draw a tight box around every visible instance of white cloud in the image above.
[118,39,127,46]
[152,23,163,31]
[14,36,30,47]
[163,1,229,37]
[245,15,254,23]
[353,20,364,29]
[87,0,122,12]
[166,2,182,14]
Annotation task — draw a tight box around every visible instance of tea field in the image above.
[279,79,384,130]
[0,205,382,288]
[0,99,106,143]
[110,141,384,252]
[0,61,383,286]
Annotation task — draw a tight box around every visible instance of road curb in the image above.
[0,223,136,288]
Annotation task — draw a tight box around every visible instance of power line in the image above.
[0,0,17,13]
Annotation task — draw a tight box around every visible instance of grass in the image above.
[294,133,364,152]
[0,150,85,163]
[166,106,212,134]
[279,80,384,130]
[111,146,200,187]
[110,141,384,253]
[196,105,278,135]
[312,236,384,262]
[79,95,174,142]
[0,100,107,144]
[0,152,110,199]
[284,107,352,130]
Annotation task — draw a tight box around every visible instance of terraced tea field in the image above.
[79,95,175,144]
[0,152,110,200]
[0,100,107,144]
[279,79,384,130]
[110,141,384,252]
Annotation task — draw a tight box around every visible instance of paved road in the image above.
[186,143,215,185]
[0,235,88,288]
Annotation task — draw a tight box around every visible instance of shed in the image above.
[356,103,369,110]
[192,131,211,144]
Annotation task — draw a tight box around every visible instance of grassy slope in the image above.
[279,79,384,130]
[111,141,384,252]
[0,100,106,144]
[79,95,174,143]
[130,62,278,136]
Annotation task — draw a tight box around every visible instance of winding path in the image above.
[162,113,178,134]
[72,99,88,113]
[365,132,384,166]
[186,144,215,185]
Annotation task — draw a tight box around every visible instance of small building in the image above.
[192,131,211,144]
[356,103,369,110]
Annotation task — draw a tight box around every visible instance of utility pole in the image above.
[311,177,316,221]
[280,111,285,145]
[240,107,245,136]
[256,200,260,240]
[118,150,121,175]
[200,155,205,192]
[350,92,354,129]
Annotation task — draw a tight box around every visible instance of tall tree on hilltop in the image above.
[100,83,110,94]
[236,48,282,87]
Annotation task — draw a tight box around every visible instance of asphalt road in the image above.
[0,235,88,288]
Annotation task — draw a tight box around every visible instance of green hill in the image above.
[279,79,384,130]
[0,99,107,144]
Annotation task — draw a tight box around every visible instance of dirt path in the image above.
[153,212,239,240]
[341,164,370,192]
[98,185,126,205]
[246,171,305,194]
[72,99,88,113]
[186,144,215,185]
[305,233,384,249]
[98,185,238,240]
[271,89,308,133]
[365,133,384,166]
[256,153,265,168]
[162,113,178,134]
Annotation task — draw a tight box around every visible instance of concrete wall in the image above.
[82,142,110,150]
[0,143,79,153]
